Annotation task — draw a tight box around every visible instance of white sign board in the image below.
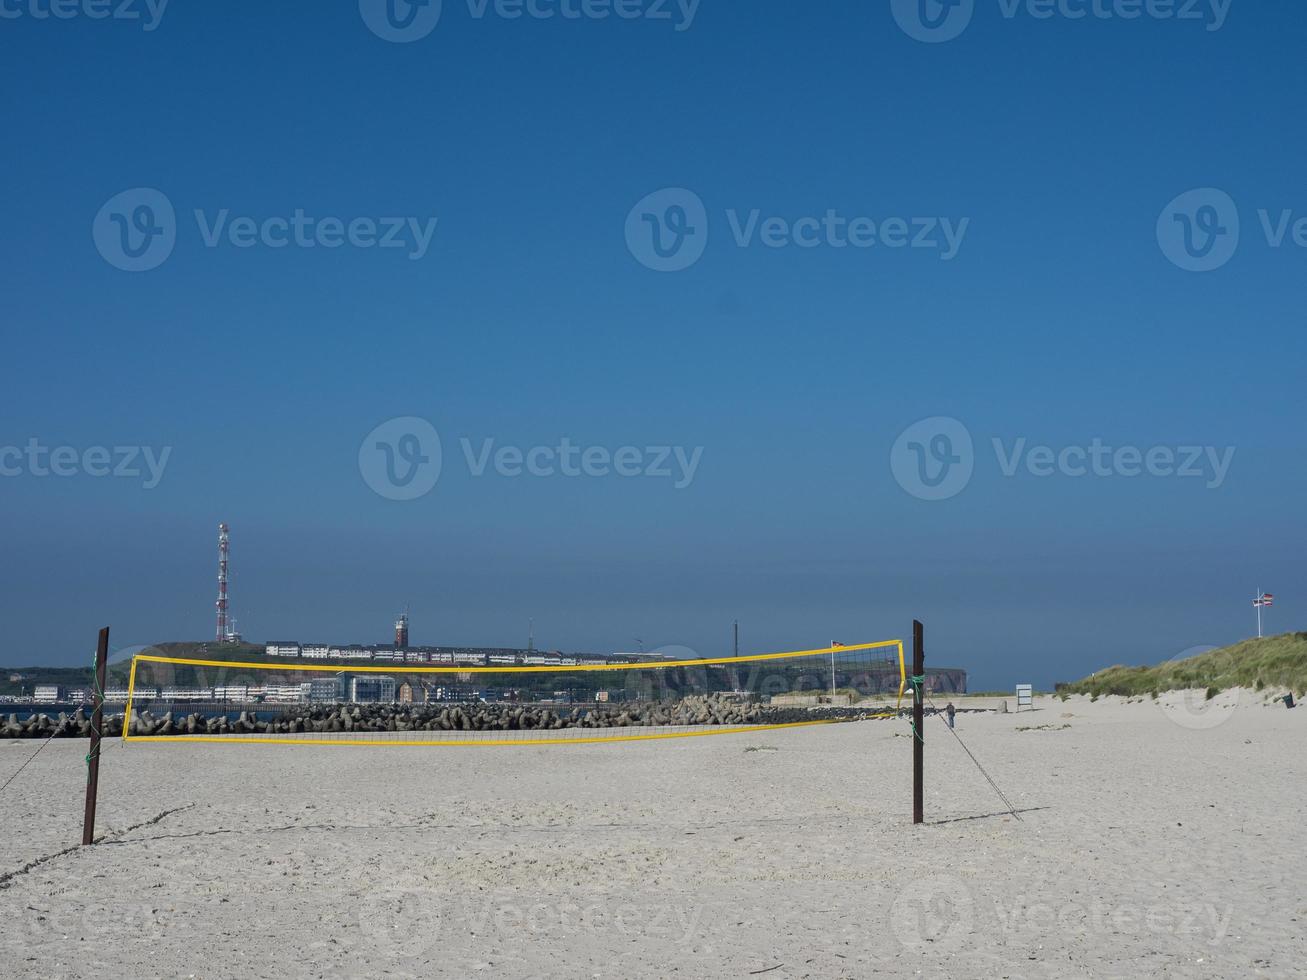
[1015,684,1034,711]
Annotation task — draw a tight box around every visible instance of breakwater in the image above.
[3,695,909,739]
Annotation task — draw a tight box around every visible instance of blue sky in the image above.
[2,1,1304,688]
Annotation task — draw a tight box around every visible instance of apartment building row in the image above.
[264,641,583,667]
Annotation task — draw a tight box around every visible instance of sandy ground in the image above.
[1,692,1303,979]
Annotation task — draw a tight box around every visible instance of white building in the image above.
[33,685,62,703]
[161,687,215,701]
[300,677,342,704]
[432,686,484,703]
[300,643,330,659]
[262,684,306,703]
[106,687,157,701]
[265,641,301,657]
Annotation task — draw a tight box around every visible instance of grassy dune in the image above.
[1060,632,1307,699]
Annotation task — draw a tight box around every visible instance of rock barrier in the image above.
[3,695,904,739]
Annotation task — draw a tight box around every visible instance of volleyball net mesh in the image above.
[121,640,906,746]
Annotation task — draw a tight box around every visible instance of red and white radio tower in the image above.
[216,522,231,642]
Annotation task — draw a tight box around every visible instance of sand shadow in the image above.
[927,806,1049,825]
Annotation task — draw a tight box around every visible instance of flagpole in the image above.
[1256,587,1263,639]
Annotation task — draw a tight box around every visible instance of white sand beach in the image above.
[1,693,1303,979]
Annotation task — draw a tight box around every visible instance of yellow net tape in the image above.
[122,639,906,747]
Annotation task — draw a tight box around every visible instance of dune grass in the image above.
[1058,632,1307,699]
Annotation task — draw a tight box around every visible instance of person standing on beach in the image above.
[945,702,956,729]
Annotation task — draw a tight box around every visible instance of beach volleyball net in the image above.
[120,639,906,746]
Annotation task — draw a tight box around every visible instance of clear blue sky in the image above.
[2,2,1304,689]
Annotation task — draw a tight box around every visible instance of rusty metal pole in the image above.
[82,626,109,846]
[912,619,924,826]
